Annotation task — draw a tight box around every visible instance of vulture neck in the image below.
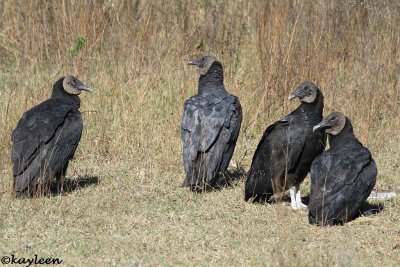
[328,118,360,148]
[198,62,226,96]
[295,90,324,125]
[51,77,81,108]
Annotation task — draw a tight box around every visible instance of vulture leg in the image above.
[290,185,307,210]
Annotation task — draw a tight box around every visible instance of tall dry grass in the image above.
[0,1,399,265]
[0,0,398,187]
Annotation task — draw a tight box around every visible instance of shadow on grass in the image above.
[300,195,385,218]
[303,195,385,226]
[188,167,247,193]
[217,167,247,188]
[360,201,385,217]
[51,176,99,195]
[249,194,385,218]
[244,194,307,206]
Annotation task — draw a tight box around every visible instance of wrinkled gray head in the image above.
[289,82,319,103]
[313,112,346,135]
[63,76,94,95]
[188,55,217,76]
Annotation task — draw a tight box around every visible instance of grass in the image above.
[0,0,399,266]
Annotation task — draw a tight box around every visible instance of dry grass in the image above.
[0,0,399,266]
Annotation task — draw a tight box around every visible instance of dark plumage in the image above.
[12,76,93,197]
[245,82,325,209]
[308,112,377,226]
[181,55,242,190]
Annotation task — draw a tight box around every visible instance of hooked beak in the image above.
[288,90,300,100]
[77,83,94,93]
[313,120,328,132]
[187,58,200,66]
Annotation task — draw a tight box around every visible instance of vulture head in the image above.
[289,82,319,103]
[188,55,217,76]
[62,76,94,95]
[313,112,346,135]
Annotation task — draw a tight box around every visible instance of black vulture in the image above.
[245,82,325,209]
[308,112,377,226]
[11,76,93,197]
[181,55,242,190]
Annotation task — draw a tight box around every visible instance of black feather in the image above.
[11,76,88,197]
[181,60,242,190]
[245,83,325,202]
[308,117,377,226]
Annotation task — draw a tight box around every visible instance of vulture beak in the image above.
[288,89,300,100]
[77,83,94,93]
[187,58,201,66]
[313,120,328,132]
